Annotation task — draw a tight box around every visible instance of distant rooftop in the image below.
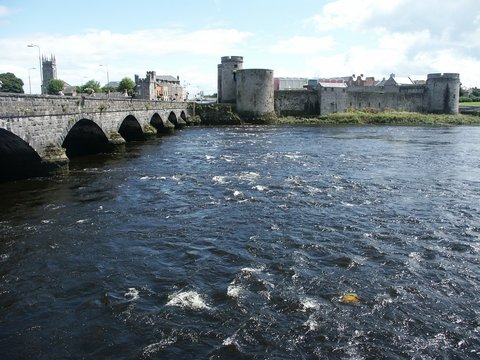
[318,82,347,88]
[156,75,179,83]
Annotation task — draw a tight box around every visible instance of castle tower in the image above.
[134,71,156,100]
[42,55,57,94]
[425,73,460,114]
[217,56,243,103]
[236,68,275,119]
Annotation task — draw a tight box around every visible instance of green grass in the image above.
[273,110,480,126]
[460,102,480,106]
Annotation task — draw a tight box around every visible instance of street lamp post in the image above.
[99,64,109,87]
[27,44,42,94]
[28,67,36,94]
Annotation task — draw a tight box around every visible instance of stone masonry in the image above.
[0,93,190,165]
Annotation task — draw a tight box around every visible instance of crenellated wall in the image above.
[273,73,460,116]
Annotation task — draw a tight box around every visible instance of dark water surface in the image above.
[1,126,480,359]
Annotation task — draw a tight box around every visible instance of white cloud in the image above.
[310,0,402,31]
[1,27,252,94]
[270,35,335,54]
[305,45,407,79]
[305,0,480,87]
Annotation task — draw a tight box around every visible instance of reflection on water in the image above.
[1,126,480,359]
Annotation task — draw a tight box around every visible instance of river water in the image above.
[1,125,479,359]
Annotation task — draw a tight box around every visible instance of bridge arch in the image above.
[180,110,187,122]
[0,129,43,181]
[150,112,174,134]
[62,118,113,158]
[168,111,181,129]
[119,115,145,142]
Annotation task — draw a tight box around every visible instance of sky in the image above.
[1,0,479,97]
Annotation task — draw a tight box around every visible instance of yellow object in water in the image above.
[341,292,360,304]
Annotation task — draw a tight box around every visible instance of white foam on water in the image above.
[142,337,177,356]
[233,190,244,198]
[76,219,88,224]
[300,297,321,312]
[140,176,167,181]
[212,175,228,184]
[305,185,322,195]
[240,266,265,274]
[166,290,211,310]
[238,172,260,182]
[227,283,242,298]
[252,185,268,192]
[304,315,319,331]
[270,223,280,231]
[284,153,302,160]
[221,155,234,162]
[124,287,140,301]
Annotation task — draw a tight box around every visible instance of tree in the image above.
[117,77,136,96]
[102,85,116,93]
[0,72,24,93]
[47,79,65,95]
[471,87,480,97]
[78,80,101,94]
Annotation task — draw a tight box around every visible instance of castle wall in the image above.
[344,87,426,113]
[236,69,274,119]
[319,87,349,114]
[274,90,319,116]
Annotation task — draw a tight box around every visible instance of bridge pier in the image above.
[41,145,69,174]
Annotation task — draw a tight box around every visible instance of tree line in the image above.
[460,87,480,103]
[0,72,136,96]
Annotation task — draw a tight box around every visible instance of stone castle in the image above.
[217,56,461,118]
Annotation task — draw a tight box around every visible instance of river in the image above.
[0,125,479,359]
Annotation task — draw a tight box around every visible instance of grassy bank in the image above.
[460,102,480,106]
[273,110,480,126]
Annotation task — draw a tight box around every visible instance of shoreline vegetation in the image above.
[274,110,480,126]
[192,103,480,127]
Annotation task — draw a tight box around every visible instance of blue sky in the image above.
[1,0,479,96]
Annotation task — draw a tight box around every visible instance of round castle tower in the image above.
[426,73,460,114]
[236,69,274,119]
[217,56,243,103]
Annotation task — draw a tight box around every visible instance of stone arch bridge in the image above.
[0,93,194,180]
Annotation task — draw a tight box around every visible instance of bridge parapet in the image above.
[0,93,189,118]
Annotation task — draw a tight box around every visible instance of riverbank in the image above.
[274,110,480,126]
[193,104,480,126]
